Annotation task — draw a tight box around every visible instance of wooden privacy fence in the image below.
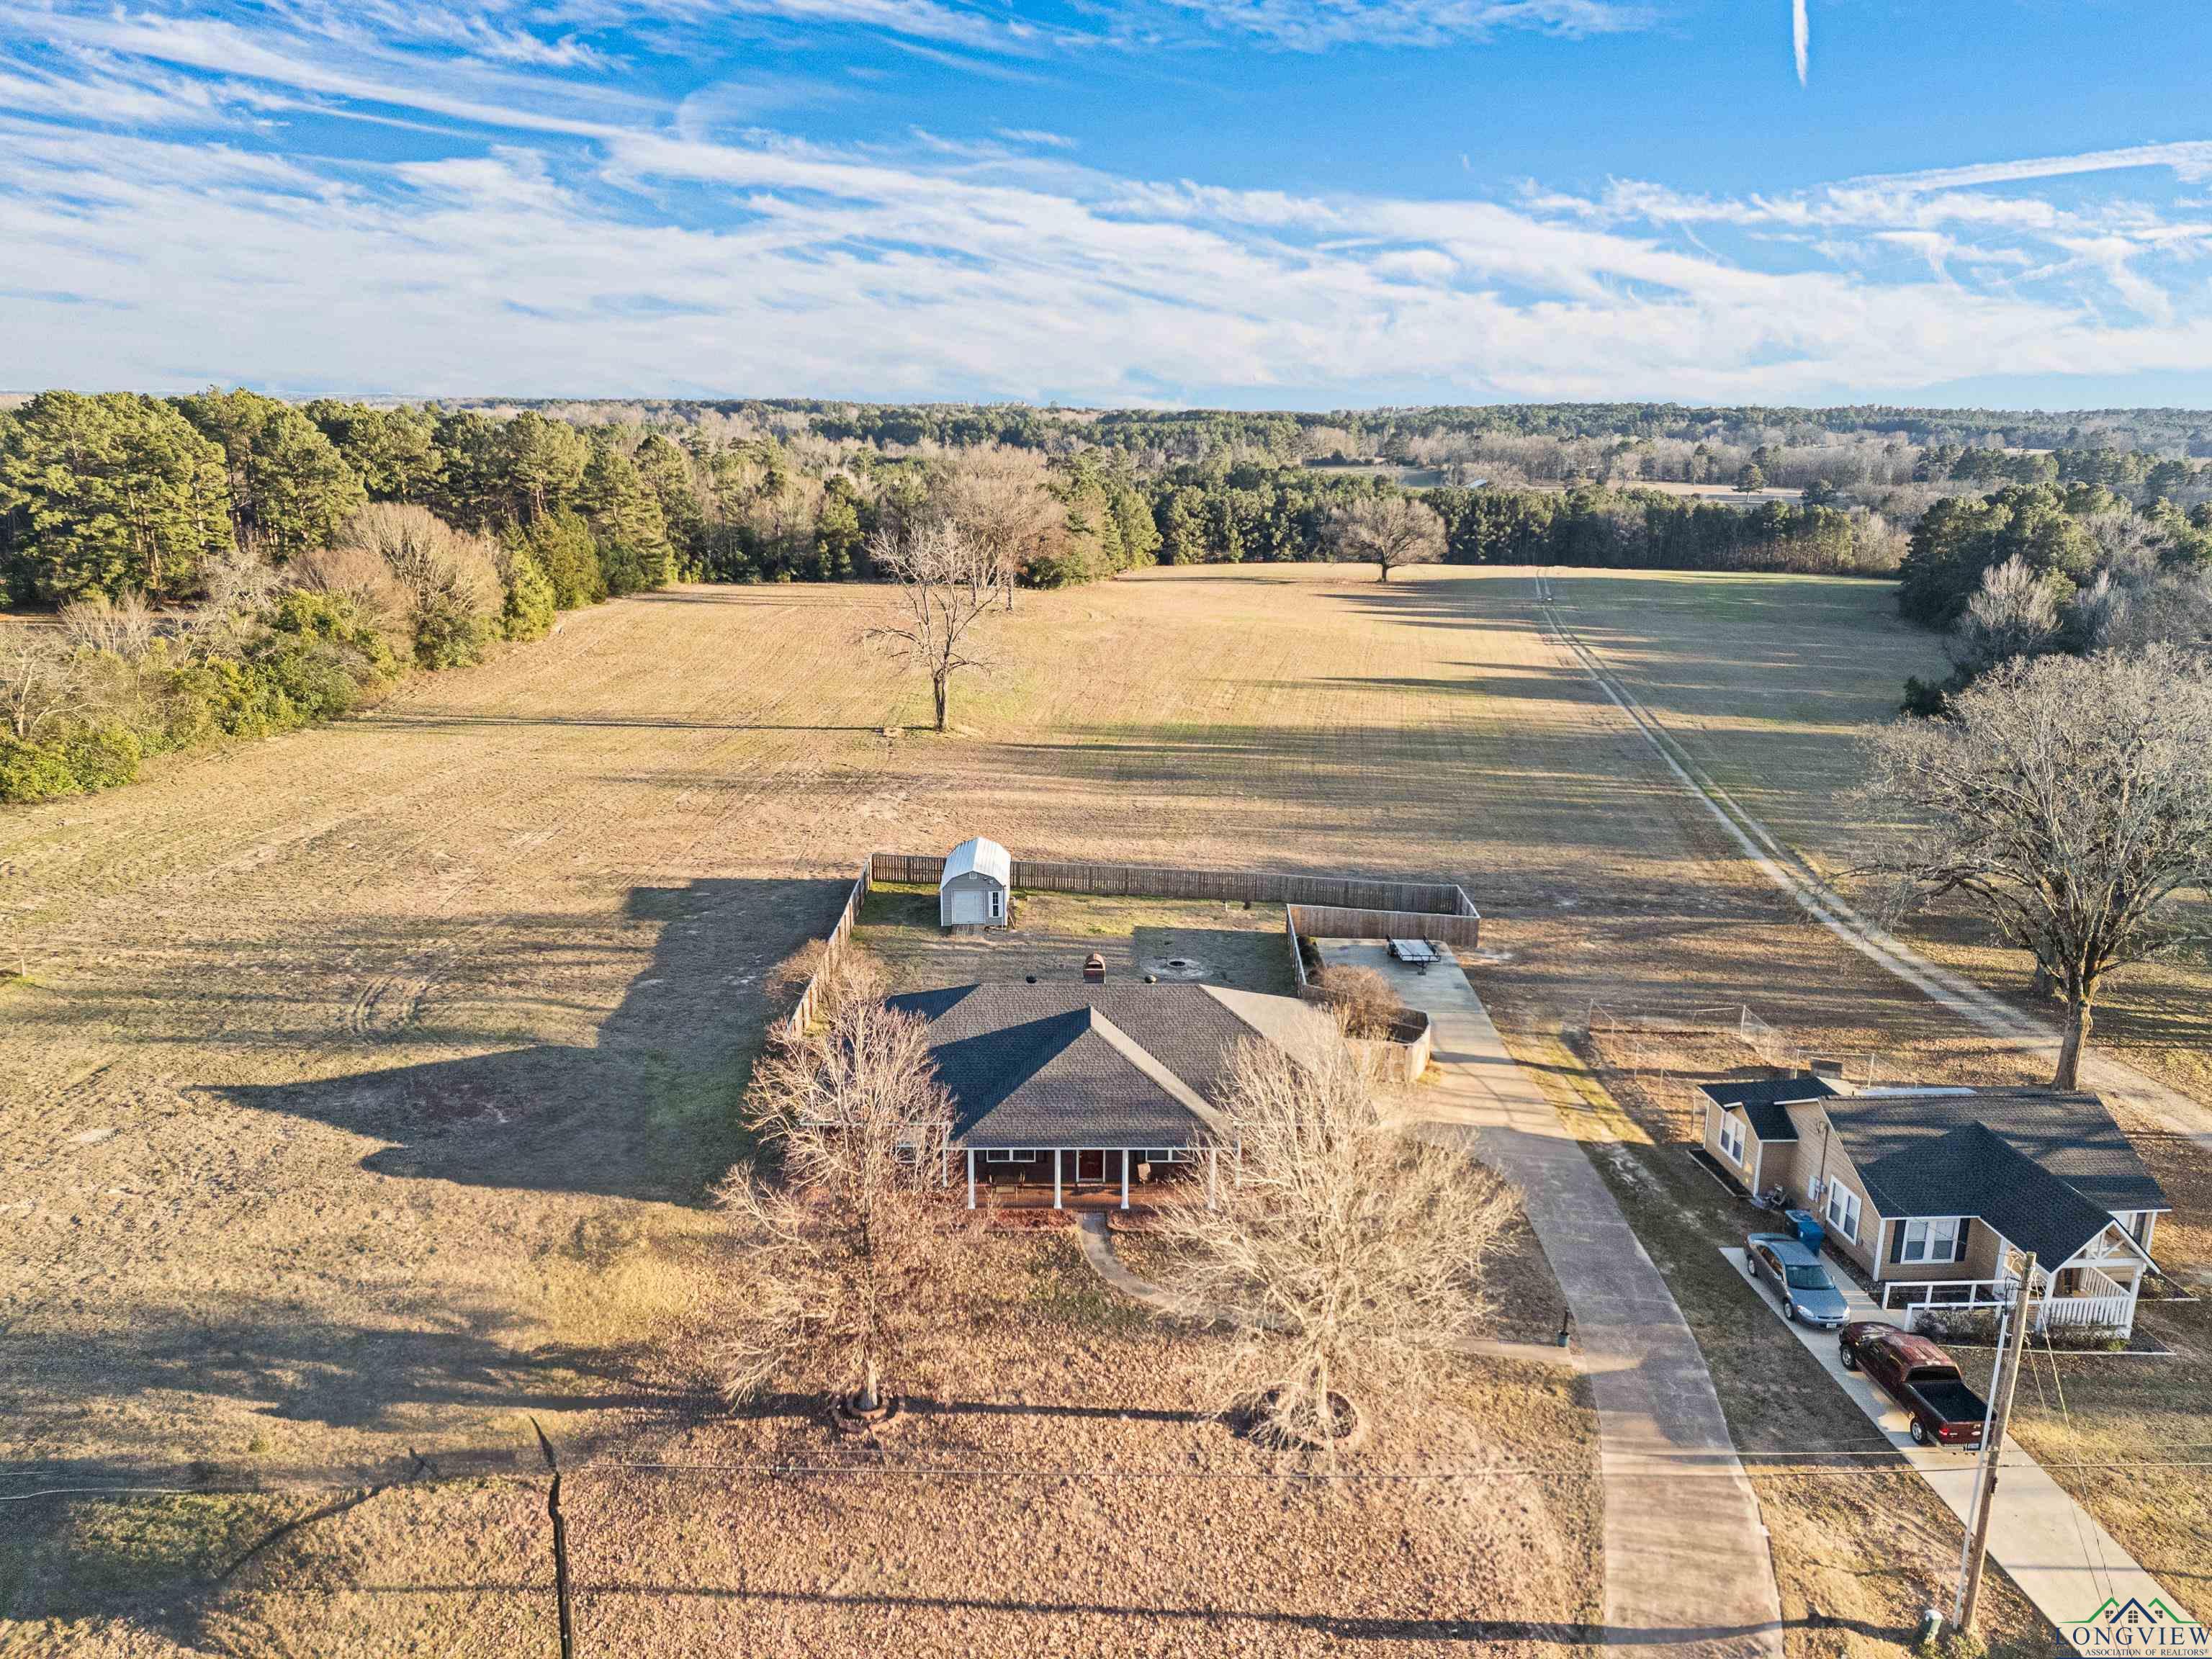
[780,851,1482,1043]
[867,853,1480,944]
[1284,902,1482,949]
[779,859,873,1043]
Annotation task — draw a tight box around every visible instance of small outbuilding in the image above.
[939,837,1012,930]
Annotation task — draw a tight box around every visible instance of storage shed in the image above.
[939,837,1012,930]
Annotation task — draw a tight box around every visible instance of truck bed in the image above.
[1903,1376,1988,1436]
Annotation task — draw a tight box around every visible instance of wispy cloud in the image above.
[1856,141,2212,192]
[1791,0,1807,85]
[1151,0,1650,51]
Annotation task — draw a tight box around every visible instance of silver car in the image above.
[1746,1232,1851,1328]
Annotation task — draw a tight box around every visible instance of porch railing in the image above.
[1881,1269,2134,1335]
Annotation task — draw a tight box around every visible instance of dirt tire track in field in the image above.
[1533,568,2212,1153]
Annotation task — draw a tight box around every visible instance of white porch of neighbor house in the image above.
[950,1146,1219,1211]
[1879,1254,2146,1338]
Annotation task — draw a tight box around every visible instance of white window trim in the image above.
[1900,1216,1962,1263]
[1825,1182,1861,1244]
[1718,1112,1747,1167]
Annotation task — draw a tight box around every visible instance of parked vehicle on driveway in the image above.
[1745,1232,1851,1328]
[1838,1322,1988,1447]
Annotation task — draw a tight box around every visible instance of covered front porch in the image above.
[947,1145,1218,1212]
[1880,1260,2146,1339]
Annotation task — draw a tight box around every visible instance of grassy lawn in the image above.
[7,1233,1604,1656]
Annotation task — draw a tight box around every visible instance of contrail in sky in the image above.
[1792,0,1809,84]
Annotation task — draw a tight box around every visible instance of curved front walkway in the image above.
[1342,942,1786,1659]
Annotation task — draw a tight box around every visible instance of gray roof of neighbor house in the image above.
[889,982,1326,1149]
[1699,1074,1836,1143]
[1820,1088,2169,1267]
[940,837,1011,887]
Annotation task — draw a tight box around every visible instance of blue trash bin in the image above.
[1784,1208,1826,1251]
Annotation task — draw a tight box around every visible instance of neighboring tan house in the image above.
[889,980,1334,1210]
[1700,1076,2170,1339]
[938,837,1012,931]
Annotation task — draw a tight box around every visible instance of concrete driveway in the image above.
[1719,1246,2198,1643]
[1330,940,1786,1658]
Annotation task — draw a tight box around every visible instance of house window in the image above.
[986,1149,1038,1164]
[1140,1148,1189,1164]
[988,888,1004,921]
[1900,1218,1960,1262]
[1824,1183,1861,1244]
[1718,1113,1747,1166]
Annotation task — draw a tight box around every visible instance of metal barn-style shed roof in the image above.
[940,837,1012,888]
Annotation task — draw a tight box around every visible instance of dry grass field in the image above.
[4,562,2203,1652]
[1543,567,2212,1109]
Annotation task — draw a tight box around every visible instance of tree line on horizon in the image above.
[7,387,2212,804]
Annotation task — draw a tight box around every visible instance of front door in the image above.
[1077,1150,1105,1184]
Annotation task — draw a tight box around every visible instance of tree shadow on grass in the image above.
[204,875,852,1208]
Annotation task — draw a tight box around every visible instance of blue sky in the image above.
[4,0,2212,408]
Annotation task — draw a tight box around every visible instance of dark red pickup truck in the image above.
[1839,1323,1989,1447]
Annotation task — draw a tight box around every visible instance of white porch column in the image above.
[943,1146,951,1188]
[1207,1146,1219,1211]
[1120,1151,1130,1212]
[1053,1149,1063,1210]
[2123,1269,2143,1340]
[966,1148,976,1210]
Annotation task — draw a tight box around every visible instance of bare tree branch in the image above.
[863,521,999,732]
[712,994,955,1413]
[1328,496,1445,583]
[1859,646,2212,1087]
[1151,1024,1509,1457]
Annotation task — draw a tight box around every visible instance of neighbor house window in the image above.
[1900,1218,1960,1262]
[1824,1183,1861,1243]
[986,1149,1038,1164]
[1718,1113,1747,1166]
[1140,1148,1189,1164]
[989,889,1004,920]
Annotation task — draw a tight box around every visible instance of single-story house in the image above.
[939,837,1012,931]
[1700,1075,2170,1339]
[889,980,1333,1210]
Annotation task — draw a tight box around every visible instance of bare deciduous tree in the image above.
[935,446,1066,611]
[58,592,161,662]
[865,521,998,732]
[1154,1028,1509,1455]
[1328,495,1446,583]
[1862,647,2212,1088]
[714,995,955,1416]
[1946,554,2063,680]
[0,629,81,743]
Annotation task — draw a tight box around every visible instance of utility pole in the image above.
[532,1417,577,1659]
[1954,1251,2036,1635]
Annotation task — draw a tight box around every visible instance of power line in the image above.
[12,1453,2212,1505]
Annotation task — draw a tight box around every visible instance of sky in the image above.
[4,0,2212,409]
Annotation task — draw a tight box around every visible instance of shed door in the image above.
[950,886,986,925]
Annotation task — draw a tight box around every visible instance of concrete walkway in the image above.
[1326,941,1785,1659]
[1073,1214,1578,1370]
[1722,1246,2197,1636]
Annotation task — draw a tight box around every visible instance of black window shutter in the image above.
[1889,1219,1907,1265]
[1954,1219,1971,1263]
